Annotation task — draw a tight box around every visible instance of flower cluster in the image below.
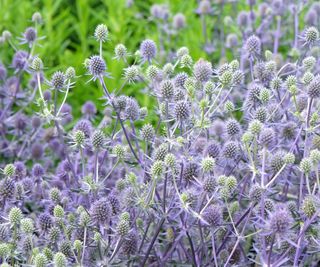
[0,1,320,267]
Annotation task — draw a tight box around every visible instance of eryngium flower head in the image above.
[88,55,107,79]
[203,177,217,193]
[183,162,199,182]
[259,127,275,148]
[94,24,109,42]
[114,44,127,60]
[174,101,190,121]
[125,97,140,121]
[303,26,319,45]
[203,205,222,227]
[91,130,105,150]
[160,79,174,99]
[122,231,138,255]
[0,178,15,199]
[307,75,320,99]
[50,71,65,90]
[249,184,264,202]
[269,209,292,235]
[302,195,319,218]
[31,57,43,71]
[90,198,111,224]
[38,213,53,232]
[22,27,37,45]
[74,119,92,138]
[245,35,261,55]
[54,252,67,267]
[140,39,157,62]
[223,141,239,159]
[205,141,220,158]
[173,13,186,29]
[124,65,139,83]
[270,150,286,173]
[196,0,212,15]
[12,50,28,71]
[174,72,188,88]
[193,59,212,83]
[226,119,241,137]
[140,123,155,142]
[81,101,97,118]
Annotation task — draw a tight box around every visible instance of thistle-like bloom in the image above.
[87,55,110,81]
[140,39,157,63]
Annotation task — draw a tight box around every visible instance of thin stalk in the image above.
[99,76,141,165]
[141,217,165,266]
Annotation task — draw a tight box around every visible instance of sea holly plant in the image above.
[1,1,320,267]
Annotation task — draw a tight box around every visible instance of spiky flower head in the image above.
[53,205,64,218]
[65,67,76,79]
[299,158,312,174]
[0,178,15,199]
[302,195,318,218]
[224,100,235,113]
[259,127,275,148]
[308,75,320,99]
[122,231,138,255]
[125,97,140,121]
[88,55,107,79]
[114,44,127,61]
[38,213,53,232]
[151,160,164,178]
[232,70,244,85]
[304,26,319,45]
[245,35,261,55]
[203,205,222,228]
[32,12,42,24]
[31,57,43,71]
[21,218,34,234]
[249,184,264,202]
[203,176,216,193]
[269,209,292,234]
[22,27,37,45]
[173,13,186,29]
[193,59,212,83]
[302,56,316,70]
[201,156,215,172]
[51,71,65,90]
[34,253,47,267]
[3,163,15,177]
[302,72,314,85]
[112,144,126,160]
[91,130,105,150]
[248,119,262,135]
[54,252,67,267]
[124,65,139,83]
[176,47,189,59]
[140,123,155,142]
[90,199,112,225]
[140,39,157,62]
[94,24,109,42]
[9,207,23,225]
[160,79,174,99]
[116,220,130,236]
[73,130,85,148]
[163,63,174,77]
[180,54,193,68]
[226,119,241,137]
[284,153,295,164]
[223,141,239,159]
[174,101,190,121]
